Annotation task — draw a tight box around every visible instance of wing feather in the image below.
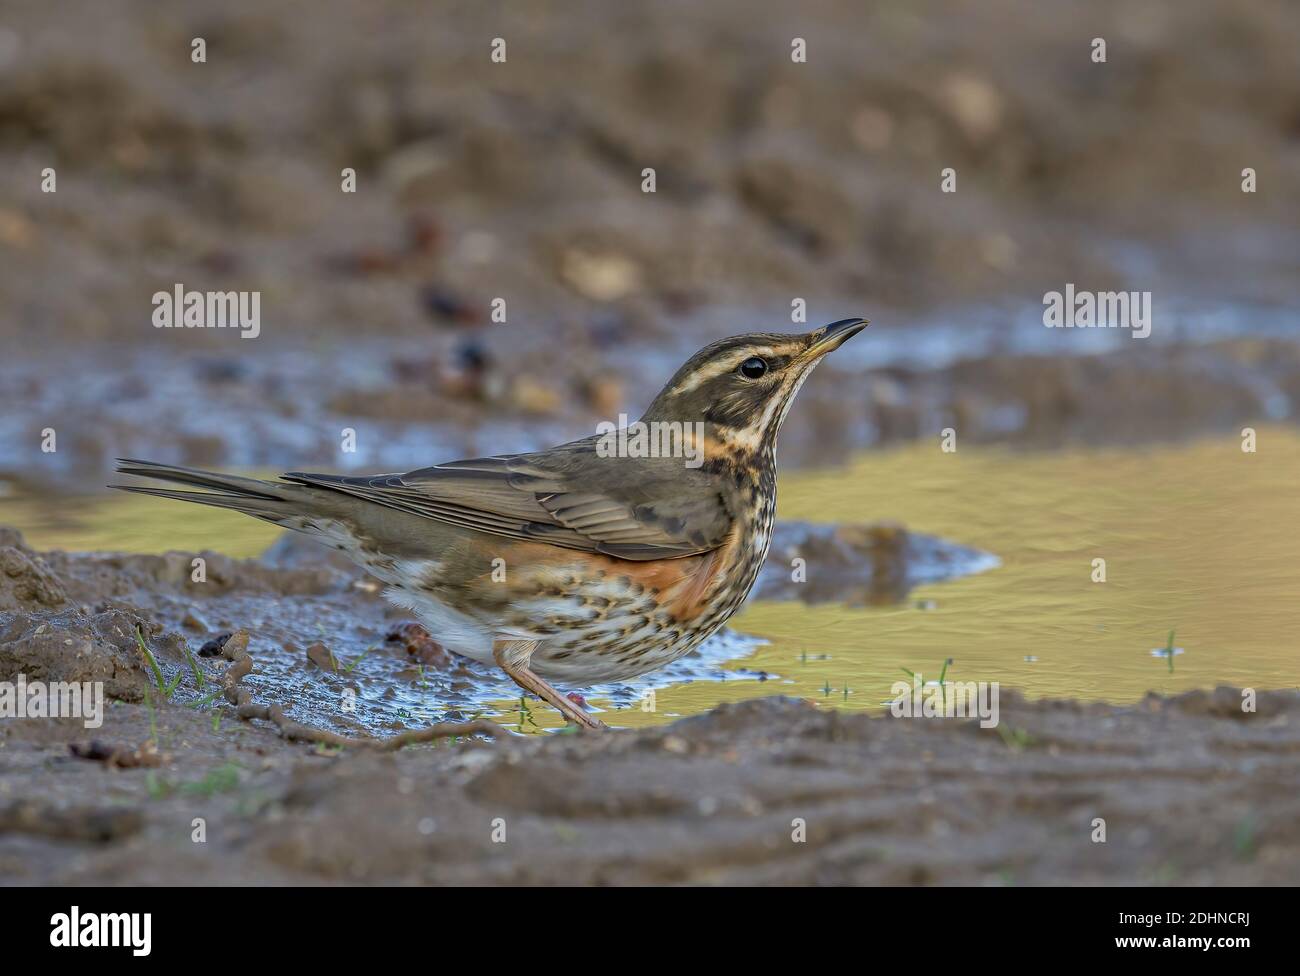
[282,443,733,561]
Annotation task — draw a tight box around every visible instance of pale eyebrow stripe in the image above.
[670,346,784,394]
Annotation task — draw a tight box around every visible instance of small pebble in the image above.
[306,642,338,670]
[197,632,232,657]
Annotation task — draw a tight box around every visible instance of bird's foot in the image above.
[494,640,607,731]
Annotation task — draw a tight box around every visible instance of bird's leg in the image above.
[493,639,607,731]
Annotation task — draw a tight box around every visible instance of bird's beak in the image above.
[805,317,868,359]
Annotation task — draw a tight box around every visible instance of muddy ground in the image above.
[2,526,1298,885]
[6,668,1298,885]
[3,0,1296,345]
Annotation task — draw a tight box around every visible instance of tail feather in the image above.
[114,458,283,498]
[110,458,302,526]
[109,459,428,554]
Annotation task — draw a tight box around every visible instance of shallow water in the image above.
[725,427,1300,725]
[4,428,1298,730]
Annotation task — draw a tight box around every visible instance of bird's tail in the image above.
[110,458,319,528]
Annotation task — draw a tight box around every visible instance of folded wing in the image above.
[283,442,732,561]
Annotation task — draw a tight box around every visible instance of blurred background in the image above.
[0,0,1297,717]
[1,0,1297,484]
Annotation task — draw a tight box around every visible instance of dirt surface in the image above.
[3,0,1295,345]
[5,681,1296,885]
[2,525,1297,885]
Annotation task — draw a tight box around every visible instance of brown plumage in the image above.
[112,317,867,729]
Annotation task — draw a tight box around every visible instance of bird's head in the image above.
[640,317,867,461]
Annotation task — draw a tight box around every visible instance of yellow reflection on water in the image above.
[643,426,1300,722]
[2,480,280,557]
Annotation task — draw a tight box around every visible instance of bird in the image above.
[112,317,867,730]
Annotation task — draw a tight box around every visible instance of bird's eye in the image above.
[738,356,768,379]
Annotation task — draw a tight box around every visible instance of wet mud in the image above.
[5,682,1296,885]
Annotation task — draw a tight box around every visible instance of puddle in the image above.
[727,427,1300,722]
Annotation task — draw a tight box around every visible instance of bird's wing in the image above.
[282,443,733,561]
